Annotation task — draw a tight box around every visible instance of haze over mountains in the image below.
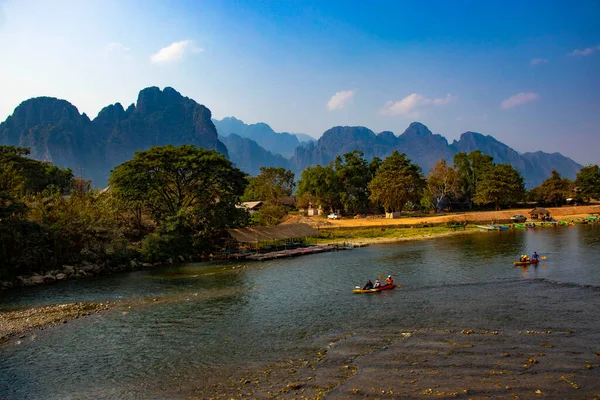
[0,86,582,188]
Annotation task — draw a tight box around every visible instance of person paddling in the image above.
[386,275,394,286]
[362,280,374,290]
[531,252,539,261]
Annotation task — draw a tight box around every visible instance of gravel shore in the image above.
[0,302,113,343]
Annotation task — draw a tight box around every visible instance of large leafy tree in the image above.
[473,164,525,210]
[368,151,425,215]
[575,164,600,203]
[453,150,494,208]
[533,170,572,207]
[296,164,341,213]
[109,145,247,242]
[0,145,73,195]
[242,167,295,205]
[425,159,460,212]
[334,150,373,215]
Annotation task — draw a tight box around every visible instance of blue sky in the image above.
[1,0,599,165]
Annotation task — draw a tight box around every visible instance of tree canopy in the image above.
[242,167,294,205]
[533,170,572,207]
[368,151,425,214]
[453,150,494,208]
[473,164,525,210]
[575,164,600,203]
[425,159,459,211]
[109,145,248,242]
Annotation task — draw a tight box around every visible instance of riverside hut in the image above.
[529,207,551,220]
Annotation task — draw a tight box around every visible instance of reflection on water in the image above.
[0,225,599,398]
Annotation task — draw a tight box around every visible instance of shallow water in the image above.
[1,225,599,398]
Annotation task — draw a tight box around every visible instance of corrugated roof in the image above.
[227,223,318,243]
[237,201,263,210]
[530,207,550,214]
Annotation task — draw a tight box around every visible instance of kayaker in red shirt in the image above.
[386,275,394,286]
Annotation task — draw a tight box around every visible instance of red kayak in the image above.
[353,284,397,293]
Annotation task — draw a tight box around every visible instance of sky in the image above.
[0,0,599,165]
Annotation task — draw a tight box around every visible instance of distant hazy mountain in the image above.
[0,87,227,186]
[291,123,581,187]
[293,133,316,143]
[219,133,291,176]
[0,87,583,188]
[212,117,303,158]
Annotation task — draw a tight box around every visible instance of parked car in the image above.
[327,213,341,220]
[510,214,527,222]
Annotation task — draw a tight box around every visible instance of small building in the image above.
[386,211,402,219]
[529,207,551,220]
[237,201,263,215]
[301,201,322,216]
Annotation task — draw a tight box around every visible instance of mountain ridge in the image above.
[0,87,583,188]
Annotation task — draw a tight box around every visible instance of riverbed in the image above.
[1,225,599,398]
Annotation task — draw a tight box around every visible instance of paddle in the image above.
[541,256,547,259]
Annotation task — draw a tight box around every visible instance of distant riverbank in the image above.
[307,205,600,246]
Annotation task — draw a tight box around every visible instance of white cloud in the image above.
[530,58,548,65]
[150,40,203,64]
[379,93,455,117]
[500,92,539,109]
[327,90,355,110]
[569,44,600,56]
[106,42,130,53]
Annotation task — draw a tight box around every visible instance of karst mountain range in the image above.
[0,86,582,188]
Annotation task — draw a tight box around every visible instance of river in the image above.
[1,225,599,398]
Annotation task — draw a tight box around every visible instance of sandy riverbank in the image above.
[285,205,600,230]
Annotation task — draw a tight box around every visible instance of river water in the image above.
[1,225,599,398]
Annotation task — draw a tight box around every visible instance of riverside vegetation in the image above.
[1,144,599,289]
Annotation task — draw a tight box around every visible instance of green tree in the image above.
[473,164,525,210]
[425,159,459,212]
[534,170,572,207]
[109,145,248,257]
[575,165,600,203]
[296,164,341,213]
[242,167,295,205]
[453,150,494,208]
[334,150,372,215]
[0,145,73,195]
[368,151,425,215]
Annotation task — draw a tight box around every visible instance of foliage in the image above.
[296,164,341,213]
[109,145,247,257]
[425,159,460,211]
[575,164,600,203]
[368,151,425,214]
[28,187,127,266]
[334,150,373,215]
[241,167,294,205]
[473,164,525,209]
[453,151,493,208]
[250,204,288,226]
[532,170,573,206]
[0,145,73,195]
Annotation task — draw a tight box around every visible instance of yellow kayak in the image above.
[353,284,397,293]
[513,259,539,265]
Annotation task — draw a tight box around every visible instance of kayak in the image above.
[353,284,396,293]
[513,259,539,265]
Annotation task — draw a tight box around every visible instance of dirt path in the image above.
[284,205,600,229]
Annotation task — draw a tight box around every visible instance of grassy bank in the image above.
[316,225,479,245]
